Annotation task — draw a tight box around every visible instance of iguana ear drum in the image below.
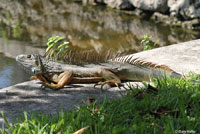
[31,67,40,74]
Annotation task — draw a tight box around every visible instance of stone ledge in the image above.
[132,39,200,74]
[0,80,143,127]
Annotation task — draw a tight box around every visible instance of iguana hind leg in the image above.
[94,69,121,89]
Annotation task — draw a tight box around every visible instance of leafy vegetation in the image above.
[45,36,70,60]
[45,34,159,59]
[141,34,159,50]
[44,36,121,64]
[0,75,200,134]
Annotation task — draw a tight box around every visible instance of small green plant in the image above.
[5,10,11,24]
[141,34,159,50]
[13,23,22,39]
[187,72,200,80]
[45,36,70,60]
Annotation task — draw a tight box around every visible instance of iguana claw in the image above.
[42,83,62,90]
[94,82,106,90]
[94,81,121,90]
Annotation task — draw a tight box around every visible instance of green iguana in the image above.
[16,54,189,90]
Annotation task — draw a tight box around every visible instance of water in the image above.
[0,53,30,89]
[0,1,200,88]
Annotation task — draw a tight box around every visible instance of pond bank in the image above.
[1,39,200,127]
[84,0,200,29]
[0,0,199,49]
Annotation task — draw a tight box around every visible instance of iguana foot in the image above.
[94,81,121,90]
[41,83,62,90]
[94,69,122,90]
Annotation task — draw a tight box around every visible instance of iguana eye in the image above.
[27,55,31,58]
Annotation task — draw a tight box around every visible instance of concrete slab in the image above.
[1,39,200,127]
[0,80,143,127]
[130,39,200,74]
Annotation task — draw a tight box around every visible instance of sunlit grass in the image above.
[0,75,200,134]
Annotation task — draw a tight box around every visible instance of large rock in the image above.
[82,0,104,5]
[129,0,168,13]
[104,0,134,10]
[82,0,200,22]
[168,0,200,19]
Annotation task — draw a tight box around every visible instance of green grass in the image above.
[1,76,200,134]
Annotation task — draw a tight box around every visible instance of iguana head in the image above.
[16,54,44,74]
[16,54,63,74]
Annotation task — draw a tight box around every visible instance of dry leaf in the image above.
[150,106,179,118]
[57,131,63,134]
[73,126,90,134]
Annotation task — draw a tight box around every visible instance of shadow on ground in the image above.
[0,80,133,127]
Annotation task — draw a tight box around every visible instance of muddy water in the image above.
[0,1,200,88]
[0,38,45,88]
[0,53,30,89]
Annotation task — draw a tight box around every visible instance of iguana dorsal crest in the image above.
[113,56,174,72]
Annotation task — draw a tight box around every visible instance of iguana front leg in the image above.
[43,71,73,89]
[30,73,49,83]
[31,71,73,90]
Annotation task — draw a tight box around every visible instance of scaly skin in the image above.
[16,54,183,89]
